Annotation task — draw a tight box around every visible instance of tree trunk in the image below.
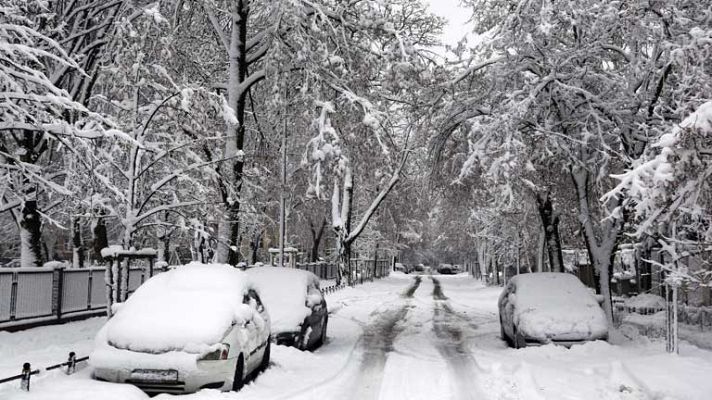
[20,199,43,268]
[536,191,564,273]
[571,168,623,325]
[216,0,250,265]
[92,214,108,264]
[72,216,85,268]
[310,218,326,262]
[250,230,262,265]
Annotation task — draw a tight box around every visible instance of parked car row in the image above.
[91,263,328,395]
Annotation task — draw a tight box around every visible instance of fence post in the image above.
[53,266,65,321]
[87,269,93,310]
[10,271,18,321]
[20,363,31,391]
[66,352,76,375]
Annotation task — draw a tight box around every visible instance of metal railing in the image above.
[0,352,88,391]
[0,265,167,331]
[1,259,390,331]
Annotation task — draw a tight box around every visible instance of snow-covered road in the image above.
[2,273,712,400]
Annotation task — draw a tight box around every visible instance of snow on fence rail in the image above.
[0,265,167,331]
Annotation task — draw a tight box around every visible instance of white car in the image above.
[91,263,271,394]
[246,267,328,350]
[498,272,608,348]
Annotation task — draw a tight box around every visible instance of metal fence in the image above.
[614,301,712,331]
[294,262,339,280]
[0,265,166,331]
[289,258,391,282]
[1,259,390,331]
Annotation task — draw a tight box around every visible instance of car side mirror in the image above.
[594,294,605,304]
[508,293,516,303]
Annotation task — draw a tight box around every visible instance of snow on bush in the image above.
[246,267,320,334]
[508,273,608,341]
[100,263,256,354]
[624,293,666,312]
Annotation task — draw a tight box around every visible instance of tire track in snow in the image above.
[347,276,421,400]
[402,275,422,298]
[431,277,484,400]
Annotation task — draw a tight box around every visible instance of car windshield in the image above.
[513,273,597,309]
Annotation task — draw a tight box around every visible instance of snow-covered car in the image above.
[394,262,407,273]
[91,263,271,394]
[498,272,608,348]
[246,267,328,350]
[437,264,455,275]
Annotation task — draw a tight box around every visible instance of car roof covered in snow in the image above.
[246,267,322,334]
[105,262,256,354]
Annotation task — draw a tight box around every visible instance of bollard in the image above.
[20,363,31,391]
[67,352,76,375]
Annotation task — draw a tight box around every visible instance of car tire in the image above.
[316,316,328,348]
[513,327,526,349]
[232,355,245,391]
[499,318,508,345]
[260,338,271,372]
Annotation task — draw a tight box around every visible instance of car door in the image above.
[306,282,327,347]
[499,282,516,339]
[504,282,518,338]
[241,290,263,371]
[245,289,270,371]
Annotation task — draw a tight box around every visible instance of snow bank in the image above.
[246,267,318,333]
[4,372,147,400]
[509,273,608,341]
[103,263,254,354]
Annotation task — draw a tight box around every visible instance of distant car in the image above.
[414,264,425,272]
[498,272,608,348]
[91,263,271,394]
[246,267,328,350]
[438,264,455,275]
[394,263,408,273]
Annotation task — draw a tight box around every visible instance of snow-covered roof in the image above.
[105,263,255,354]
[246,266,320,334]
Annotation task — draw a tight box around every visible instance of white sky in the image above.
[425,0,473,48]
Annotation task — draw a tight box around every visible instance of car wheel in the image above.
[499,317,508,344]
[232,355,245,391]
[316,316,328,348]
[260,339,271,372]
[513,327,526,349]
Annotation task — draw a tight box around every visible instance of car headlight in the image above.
[199,343,230,361]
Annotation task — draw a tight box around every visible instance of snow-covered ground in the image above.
[2,273,712,400]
